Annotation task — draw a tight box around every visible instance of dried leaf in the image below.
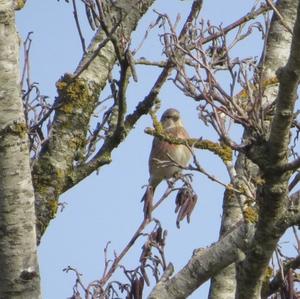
[141,266,150,286]
[186,194,198,223]
[156,226,163,244]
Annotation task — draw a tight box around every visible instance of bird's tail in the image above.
[141,185,156,220]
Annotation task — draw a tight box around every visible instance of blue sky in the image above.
[16,1,273,298]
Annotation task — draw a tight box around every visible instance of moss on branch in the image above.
[14,0,26,10]
[243,206,258,223]
[0,121,27,139]
[56,73,94,114]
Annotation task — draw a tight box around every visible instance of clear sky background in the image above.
[15,1,289,298]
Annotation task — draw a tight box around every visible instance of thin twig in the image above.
[135,59,167,68]
[292,226,300,254]
[275,248,286,287]
[20,31,33,89]
[73,19,121,79]
[99,218,149,286]
[289,172,300,191]
[72,0,87,53]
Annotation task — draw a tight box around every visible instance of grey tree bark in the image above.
[236,1,300,297]
[209,1,298,298]
[0,1,41,298]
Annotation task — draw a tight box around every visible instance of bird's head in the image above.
[160,108,183,129]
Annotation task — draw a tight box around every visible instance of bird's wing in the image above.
[148,126,190,169]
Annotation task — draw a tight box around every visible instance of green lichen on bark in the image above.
[48,199,58,218]
[0,121,27,139]
[56,73,94,114]
[14,0,26,10]
[243,206,259,223]
[54,73,100,155]
[150,110,164,133]
[190,139,232,162]
[33,74,102,238]
[261,266,273,298]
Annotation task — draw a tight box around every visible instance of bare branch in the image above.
[194,3,271,47]
[72,0,86,54]
[32,0,156,242]
[148,223,255,299]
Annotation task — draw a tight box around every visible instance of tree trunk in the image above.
[208,1,298,298]
[0,2,41,298]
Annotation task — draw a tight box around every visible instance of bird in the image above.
[142,108,191,217]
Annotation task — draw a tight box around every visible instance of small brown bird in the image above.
[142,108,191,212]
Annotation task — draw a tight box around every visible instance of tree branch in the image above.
[148,223,255,299]
[236,1,300,298]
[32,0,155,242]
[268,9,300,165]
[0,1,40,296]
[281,156,300,172]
